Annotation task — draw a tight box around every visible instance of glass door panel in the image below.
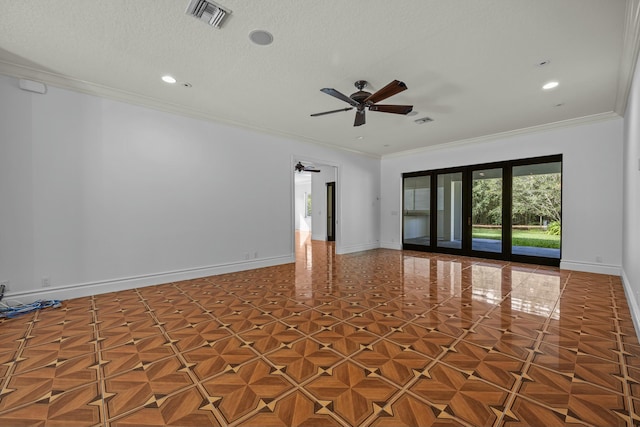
[511,162,561,259]
[471,168,503,253]
[436,172,463,249]
[403,176,431,247]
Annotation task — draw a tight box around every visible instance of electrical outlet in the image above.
[0,280,8,292]
[42,277,50,287]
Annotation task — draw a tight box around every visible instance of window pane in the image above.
[472,168,502,253]
[511,162,561,258]
[436,172,463,249]
[403,176,431,246]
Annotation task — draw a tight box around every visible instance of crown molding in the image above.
[615,0,640,115]
[0,55,624,162]
[381,111,621,160]
[0,60,380,160]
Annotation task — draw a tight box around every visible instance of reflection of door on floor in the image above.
[327,182,335,242]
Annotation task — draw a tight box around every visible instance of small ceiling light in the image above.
[249,30,273,46]
[536,59,551,67]
[162,75,177,84]
[543,81,559,90]
[407,110,418,117]
[357,136,364,140]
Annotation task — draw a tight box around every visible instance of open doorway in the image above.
[294,172,313,243]
[293,159,338,256]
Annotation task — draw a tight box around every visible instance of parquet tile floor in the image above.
[1,232,640,426]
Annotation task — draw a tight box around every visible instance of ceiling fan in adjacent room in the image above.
[295,161,321,173]
[311,80,413,127]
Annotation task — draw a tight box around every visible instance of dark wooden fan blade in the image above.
[364,80,407,104]
[320,88,360,107]
[306,168,321,173]
[368,104,413,115]
[310,107,353,117]
[354,109,366,127]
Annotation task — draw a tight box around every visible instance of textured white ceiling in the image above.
[0,0,634,156]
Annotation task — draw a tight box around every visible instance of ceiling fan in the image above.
[311,80,413,127]
[295,161,321,173]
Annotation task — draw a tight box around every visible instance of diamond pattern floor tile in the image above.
[0,232,639,426]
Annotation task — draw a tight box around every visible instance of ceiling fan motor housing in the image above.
[351,91,371,104]
[351,80,371,104]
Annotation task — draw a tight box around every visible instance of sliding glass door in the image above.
[436,172,463,250]
[511,161,562,261]
[471,168,503,254]
[401,155,561,266]
[403,175,431,248]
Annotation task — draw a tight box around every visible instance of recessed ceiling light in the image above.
[543,81,559,90]
[383,144,390,147]
[536,59,551,67]
[357,136,364,140]
[249,30,273,46]
[407,111,418,117]
[162,75,177,84]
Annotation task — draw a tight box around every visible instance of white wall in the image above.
[623,52,640,331]
[381,118,624,275]
[294,174,312,231]
[0,74,380,301]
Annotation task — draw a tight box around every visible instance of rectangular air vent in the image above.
[185,0,231,28]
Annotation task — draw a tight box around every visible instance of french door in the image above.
[402,155,562,266]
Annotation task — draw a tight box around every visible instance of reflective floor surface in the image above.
[0,232,639,426]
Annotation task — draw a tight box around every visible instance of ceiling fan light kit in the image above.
[311,80,414,127]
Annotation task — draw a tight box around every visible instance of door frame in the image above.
[291,155,341,253]
[326,182,336,241]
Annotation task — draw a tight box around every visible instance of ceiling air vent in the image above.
[414,117,434,124]
[185,0,231,28]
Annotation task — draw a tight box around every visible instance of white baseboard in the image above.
[3,255,294,304]
[621,269,640,343]
[379,241,402,250]
[559,260,621,275]
[336,242,380,255]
